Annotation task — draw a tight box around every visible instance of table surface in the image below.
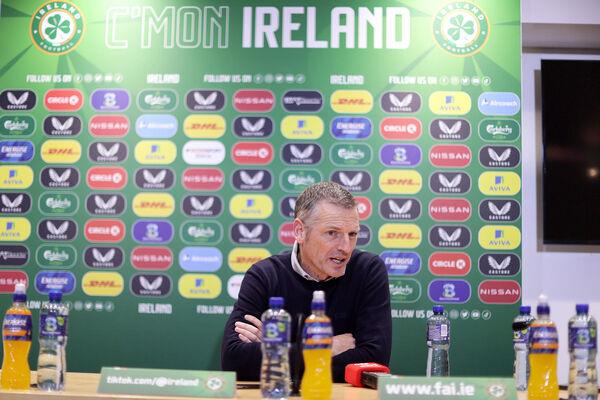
[0,372,377,400]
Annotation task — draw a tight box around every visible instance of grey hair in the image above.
[294,181,356,221]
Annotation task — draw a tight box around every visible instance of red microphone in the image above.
[345,363,391,389]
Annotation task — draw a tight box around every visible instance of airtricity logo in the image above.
[433,2,489,56]
[30,1,85,55]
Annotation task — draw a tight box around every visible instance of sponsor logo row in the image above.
[0,192,520,224]
[0,89,520,116]
[389,278,521,304]
[0,270,243,299]
[0,166,522,195]
[0,139,522,169]
[0,114,520,143]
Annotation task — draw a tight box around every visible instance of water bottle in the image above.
[528,294,559,400]
[260,296,291,399]
[513,305,535,391]
[37,290,69,391]
[301,290,333,400]
[1,283,32,390]
[568,304,597,400]
[426,305,450,377]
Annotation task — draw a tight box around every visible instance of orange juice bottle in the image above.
[1,283,32,390]
[301,290,332,400]
[528,295,559,400]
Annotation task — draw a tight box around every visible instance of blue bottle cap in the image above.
[537,304,550,315]
[519,305,531,314]
[433,305,444,314]
[576,304,589,314]
[269,296,284,309]
[49,290,62,302]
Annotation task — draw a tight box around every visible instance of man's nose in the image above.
[337,234,354,253]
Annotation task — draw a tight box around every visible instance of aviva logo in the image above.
[330,90,373,114]
[228,248,271,273]
[0,217,31,241]
[0,166,34,189]
[82,272,123,296]
[41,139,81,163]
[134,140,177,165]
[132,193,175,217]
[183,115,226,138]
[178,273,221,299]
[478,225,521,250]
[379,170,422,194]
[429,92,471,115]
[379,224,422,249]
[478,171,521,196]
[281,116,324,140]
[229,194,273,219]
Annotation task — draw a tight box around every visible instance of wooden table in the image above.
[0,372,377,400]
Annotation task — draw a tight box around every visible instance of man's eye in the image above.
[327,231,337,236]
[349,232,358,238]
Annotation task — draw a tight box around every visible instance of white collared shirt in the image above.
[291,241,333,282]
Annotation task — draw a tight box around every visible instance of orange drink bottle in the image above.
[528,295,559,400]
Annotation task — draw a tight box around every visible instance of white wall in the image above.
[521,51,600,384]
[522,0,600,24]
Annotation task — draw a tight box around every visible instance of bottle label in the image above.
[303,320,332,350]
[2,313,32,341]
[40,313,68,338]
[427,323,449,341]
[569,327,597,350]
[262,317,289,344]
[529,323,558,354]
[512,322,530,344]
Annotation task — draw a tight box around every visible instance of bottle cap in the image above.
[519,305,531,314]
[576,304,589,314]
[14,282,26,294]
[537,294,550,315]
[49,290,63,302]
[269,296,284,309]
[311,290,325,310]
[13,282,26,302]
[433,305,444,314]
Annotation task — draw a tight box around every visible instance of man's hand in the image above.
[332,333,355,356]
[234,314,263,343]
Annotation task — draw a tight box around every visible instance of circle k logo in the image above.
[44,89,83,111]
[232,142,273,165]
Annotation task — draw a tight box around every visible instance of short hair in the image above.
[294,181,356,221]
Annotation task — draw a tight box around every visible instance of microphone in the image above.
[344,363,391,389]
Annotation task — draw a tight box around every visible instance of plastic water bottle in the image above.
[567,304,597,400]
[513,305,535,391]
[1,282,32,390]
[260,296,291,399]
[426,305,450,377]
[528,294,559,400]
[301,290,333,400]
[37,290,69,391]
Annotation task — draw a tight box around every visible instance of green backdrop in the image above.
[0,0,521,376]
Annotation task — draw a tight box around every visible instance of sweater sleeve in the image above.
[331,254,392,382]
[221,265,270,381]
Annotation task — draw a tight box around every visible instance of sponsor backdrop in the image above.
[0,0,521,375]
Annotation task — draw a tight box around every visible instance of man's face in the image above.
[294,201,360,280]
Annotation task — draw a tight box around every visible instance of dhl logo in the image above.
[379,224,422,249]
[379,170,422,194]
[183,115,226,138]
[228,248,271,272]
[82,272,124,296]
[41,140,81,163]
[330,90,373,114]
[132,193,175,217]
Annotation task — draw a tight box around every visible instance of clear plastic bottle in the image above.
[426,305,450,377]
[528,294,559,400]
[567,304,597,400]
[260,296,291,399]
[513,305,535,391]
[1,282,32,390]
[37,290,69,391]
[301,290,332,400]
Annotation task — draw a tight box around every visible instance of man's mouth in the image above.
[330,257,346,265]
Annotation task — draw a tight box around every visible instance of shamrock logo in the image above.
[45,14,71,40]
[447,14,475,41]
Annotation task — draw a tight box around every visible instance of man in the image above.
[221,181,392,382]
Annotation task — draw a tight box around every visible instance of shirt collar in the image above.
[291,241,333,282]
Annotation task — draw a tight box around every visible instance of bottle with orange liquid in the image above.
[1,282,32,390]
[528,294,559,400]
[300,290,332,400]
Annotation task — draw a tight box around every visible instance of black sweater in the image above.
[221,249,392,382]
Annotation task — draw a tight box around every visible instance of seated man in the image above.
[221,181,392,382]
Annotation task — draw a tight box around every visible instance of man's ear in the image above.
[293,218,305,244]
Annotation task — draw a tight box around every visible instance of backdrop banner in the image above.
[0,0,521,376]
